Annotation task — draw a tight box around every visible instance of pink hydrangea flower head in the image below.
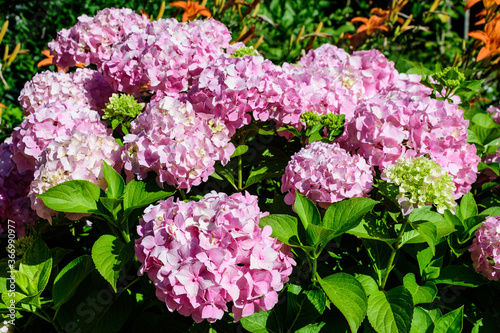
[121,96,234,191]
[49,8,150,68]
[135,191,295,323]
[29,130,122,223]
[189,55,282,135]
[469,216,500,281]
[282,141,374,208]
[9,101,110,172]
[487,105,500,124]
[298,44,350,69]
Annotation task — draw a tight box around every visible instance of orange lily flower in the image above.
[351,8,390,35]
[469,14,500,60]
[169,1,211,22]
[465,0,500,11]
[0,103,6,109]
[37,50,84,72]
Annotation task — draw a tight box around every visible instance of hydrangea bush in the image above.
[1,6,500,333]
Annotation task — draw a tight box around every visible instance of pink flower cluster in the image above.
[487,105,500,124]
[49,8,150,69]
[469,216,500,281]
[121,96,234,191]
[282,141,373,208]
[135,191,295,323]
[0,143,38,237]
[29,130,121,222]
[18,69,113,115]
[102,18,233,96]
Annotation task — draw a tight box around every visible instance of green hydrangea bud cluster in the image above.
[13,235,35,258]
[383,156,457,215]
[102,93,145,123]
[231,46,259,58]
[300,111,321,129]
[322,113,345,134]
[300,111,345,141]
[432,67,465,90]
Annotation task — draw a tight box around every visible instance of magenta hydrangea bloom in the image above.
[0,142,37,237]
[29,130,121,222]
[282,141,373,208]
[189,55,282,135]
[135,191,295,323]
[121,96,234,191]
[18,69,113,115]
[102,18,233,96]
[49,8,150,69]
[469,216,500,281]
[9,101,110,173]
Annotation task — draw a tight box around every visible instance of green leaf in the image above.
[245,164,284,188]
[294,192,322,228]
[434,265,487,287]
[319,273,367,333]
[286,284,326,332]
[231,145,249,158]
[111,118,121,130]
[122,179,174,217]
[240,309,277,333]
[367,286,414,333]
[323,198,378,237]
[410,307,434,333]
[472,113,497,129]
[403,273,437,305]
[100,197,121,220]
[36,180,101,213]
[457,192,477,221]
[214,163,237,190]
[295,322,327,333]
[19,237,52,294]
[363,239,393,285]
[354,274,379,298]
[259,214,302,246]
[92,235,134,292]
[416,245,434,276]
[305,224,336,247]
[411,222,437,255]
[433,306,463,333]
[347,213,397,243]
[423,257,443,281]
[103,161,125,199]
[53,255,95,309]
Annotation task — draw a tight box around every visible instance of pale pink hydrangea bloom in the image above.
[0,142,38,237]
[469,216,500,281]
[486,105,500,124]
[102,18,233,96]
[29,130,121,223]
[189,55,282,135]
[49,8,150,68]
[281,141,373,208]
[121,96,234,191]
[135,191,295,323]
[18,69,113,115]
[9,101,110,173]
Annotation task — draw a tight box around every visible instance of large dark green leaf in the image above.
[102,161,125,199]
[122,179,174,216]
[36,180,101,213]
[367,286,413,333]
[53,255,95,309]
[323,198,377,237]
[286,284,326,332]
[19,237,52,295]
[259,214,302,246]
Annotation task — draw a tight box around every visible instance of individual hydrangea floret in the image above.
[382,156,457,215]
[121,96,234,191]
[102,93,145,127]
[281,141,373,209]
[29,130,121,223]
[469,216,500,281]
[135,191,295,323]
[49,8,150,68]
[231,46,259,58]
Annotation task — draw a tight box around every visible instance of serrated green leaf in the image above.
[259,214,302,246]
[240,309,277,333]
[103,161,125,199]
[305,224,335,247]
[457,192,477,221]
[53,255,95,309]
[286,284,326,332]
[213,163,237,190]
[323,198,378,237]
[433,306,463,333]
[122,179,174,217]
[245,164,283,188]
[231,145,249,158]
[410,307,434,333]
[19,237,52,294]
[294,192,321,228]
[294,322,327,333]
[319,273,367,333]
[99,197,121,220]
[92,235,134,292]
[403,273,437,305]
[434,265,487,287]
[367,286,413,333]
[411,222,437,255]
[354,274,379,298]
[36,180,101,213]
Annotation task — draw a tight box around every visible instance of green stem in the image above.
[381,217,410,289]
[180,189,187,200]
[238,154,243,191]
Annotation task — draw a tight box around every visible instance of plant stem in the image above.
[381,217,409,289]
[238,154,243,190]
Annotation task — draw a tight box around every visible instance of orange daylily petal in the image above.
[469,30,489,43]
[197,8,212,18]
[351,17,369,24]
[37,58,53,68]
[477,46,491,60]
[357,25,368,33]
[465,0,482,11]
[170,1,189,10]
[0,103,7,109]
